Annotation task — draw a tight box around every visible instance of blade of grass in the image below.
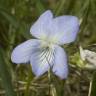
[24,65,33,96]
[88,72,96,96]
[54,0,66,16]
[0,47,16,96]
[36,0,45,15]
[0,8,18,28]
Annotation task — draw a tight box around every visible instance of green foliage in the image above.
[0,47,16,96]
[0,0,96,96]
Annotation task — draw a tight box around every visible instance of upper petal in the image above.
[30,10,53,39]
[52,45,68,79]
[11,39,41,63]
[50,16,79,45]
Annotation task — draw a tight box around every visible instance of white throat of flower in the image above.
[39,40,55,68]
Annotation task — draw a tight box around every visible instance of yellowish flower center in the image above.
[40,41,53,49]
[40,34,59,46]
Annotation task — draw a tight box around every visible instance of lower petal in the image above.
[30,47,54,77]
[52,45,68,79]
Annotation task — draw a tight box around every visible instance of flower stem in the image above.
[48,69,51,95]
[48,69,57,96]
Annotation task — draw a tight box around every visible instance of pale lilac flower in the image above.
[11,10,79,79]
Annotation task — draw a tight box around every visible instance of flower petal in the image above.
[30,10,53,39]
[52,45,68,79]
[30,47,54,77]
[50,16,79,45]
[11,39,41,63]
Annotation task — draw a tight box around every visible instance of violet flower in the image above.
[11,10,79,79]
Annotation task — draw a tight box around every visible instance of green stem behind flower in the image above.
[48,69,57,96]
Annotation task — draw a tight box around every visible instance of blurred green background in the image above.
[0,0,96,96]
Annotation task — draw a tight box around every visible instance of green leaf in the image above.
[0,47,16,96]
